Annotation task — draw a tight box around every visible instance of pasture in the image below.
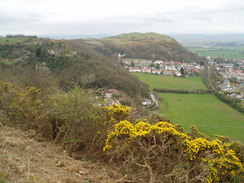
[133,73,207,90]
[159,93,244,141]
[133,73,244,141]
[187,46,244,59]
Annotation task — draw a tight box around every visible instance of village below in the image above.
[122,56,244,104]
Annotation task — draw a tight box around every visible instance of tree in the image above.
[180,67,186,77]
[156,63,160,69]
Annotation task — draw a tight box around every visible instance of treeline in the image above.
[153,88,210,94]
[213,91,244,113]
[4,34,38,38]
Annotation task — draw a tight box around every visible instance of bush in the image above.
[50,86,103,154]
[103,120,244,183]
[0,82,48,130]
[103,104,131,123]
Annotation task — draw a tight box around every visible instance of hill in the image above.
[80,32,201,62]
[0,36,149,106]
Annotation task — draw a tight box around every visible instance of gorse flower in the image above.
[104,120,244,182]
[104,104,131,123]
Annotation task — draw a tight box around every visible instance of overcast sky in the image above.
[0,0,244,36]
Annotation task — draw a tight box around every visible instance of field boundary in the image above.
[153,88,210,94]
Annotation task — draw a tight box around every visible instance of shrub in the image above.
[0,82,47,129]
[103,104,131,123]
[103,120,244,183]
[50,86,103,154]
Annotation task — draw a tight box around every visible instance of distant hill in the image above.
[170,34,244,44]
[40,34,112,40]
[79,32,201,62]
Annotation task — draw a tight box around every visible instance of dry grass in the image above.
[0,126,119,183]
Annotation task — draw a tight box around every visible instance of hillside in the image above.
[0,126,118,183]
[80,32,201,62]
[0,36,149,106]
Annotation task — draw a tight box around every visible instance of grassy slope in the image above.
[0,37,28,44]
[104,32,174,42]
[159,93,244,141]
[0,126,118,183]
[133,73,244,141]
[133,73,207,90]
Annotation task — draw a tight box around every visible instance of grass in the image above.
[133,73,207,91]
[123,58,151,61]
[0,37,28,44]
[159,93,244,142]
[133,73,244,141]
[104,32,174,42]
[0,126,117,183]
[82,39,103,46]
[187,46,244,59]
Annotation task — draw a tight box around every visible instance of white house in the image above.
[154,60,164,64]
[152,69,161,74]
[174,71,182,77]
[129,68,141,72]
[141,68,151,73]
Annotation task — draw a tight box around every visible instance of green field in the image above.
[159,93,244,141]
[0,37,28,44]
[134,73,244,141]
[187,46,244,59]
[133,73,207,90]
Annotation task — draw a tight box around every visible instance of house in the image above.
[154,60,164,64]
[141,68,151,73]
[128,67,141,72]
[163,70,174,76]
[142,99,151,106]
[151,69,161,74]
[174,71,182,77]
[118,53,125,58]
[223,79,231,87]
[164,65,177,70]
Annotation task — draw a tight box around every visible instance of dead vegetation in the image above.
[0,126,119,183]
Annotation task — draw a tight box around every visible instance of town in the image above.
[122,58,203,77]
[122,57,244,102]
[206,57,244,101]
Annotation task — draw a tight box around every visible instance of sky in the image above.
[0,0,244,36]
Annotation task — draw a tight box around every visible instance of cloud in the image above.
[0,0,244,35]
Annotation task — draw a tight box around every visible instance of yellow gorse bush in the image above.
[0,81,45,122]
[104,120,244,182]
[104,104,131,123]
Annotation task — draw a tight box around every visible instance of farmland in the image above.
[187,46,244,59]
[159,93,244,141]
[133,73,207,90]
[133,73,244,141]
